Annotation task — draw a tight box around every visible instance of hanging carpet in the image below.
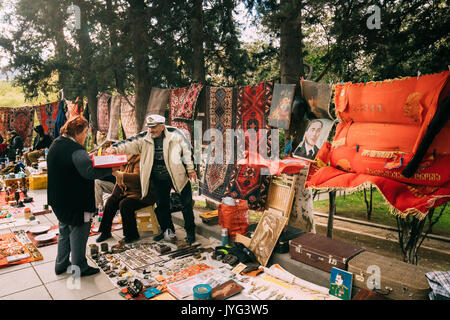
[142,88,170,131]
[201,86,238,201]
[169,86,202,144]
[36,102,59,137]
[225,81,274,211]
[306,71,450,219]
[9,106,36,148]
[0,107,10,141]
[120,95,139,139]
[97,93,111,134]
[106,94,122,141]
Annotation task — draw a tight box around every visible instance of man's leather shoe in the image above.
[122,236,140,244]
[96,232,112,243]
[186,232,196,245]
[55,265,70,276]
[153,232,164,242]
[80,267,100,277]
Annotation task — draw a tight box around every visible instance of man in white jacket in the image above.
[106,114,197,244]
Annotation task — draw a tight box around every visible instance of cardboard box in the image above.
[135,205,159,234]
[92,154,127,168]
[29,174,48,190]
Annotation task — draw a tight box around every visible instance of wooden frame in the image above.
[265,173,297,224]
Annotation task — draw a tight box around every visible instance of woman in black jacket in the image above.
[47,116,113,277]
[6,130,23,162]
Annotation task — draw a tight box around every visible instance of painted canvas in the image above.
[268,83,296,129]
[293,118,333,161]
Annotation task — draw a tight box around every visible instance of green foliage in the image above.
[314,190,450,237]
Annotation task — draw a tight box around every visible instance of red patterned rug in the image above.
[202,87,238,201]
[9,106,36,148]
[37,102,59,138]
[97,93,111,134]
[172,84,203,121]
[169,87,199,143]
[0,107,10,139]
[225,81,274,210]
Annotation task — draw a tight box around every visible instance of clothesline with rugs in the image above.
[2,71,448,221]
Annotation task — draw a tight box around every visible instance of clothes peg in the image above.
[417,71,421,80]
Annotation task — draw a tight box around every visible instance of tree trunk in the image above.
[189,0,206,84]
[396,206,446,265]
[128,0,151,130]
[106,0,126,93]
[76,0,99,136]
[280,0,304,84]
[327,191,336,238]
[49,3,70,95]
[279,0,313,234]
[364,187,373,221]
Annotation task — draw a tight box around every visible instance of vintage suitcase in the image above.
[347,251,431,300]
[289,233,365,273]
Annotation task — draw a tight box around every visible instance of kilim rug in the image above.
[120,95,139,139]
[201,87,238,201]
[107,94,122,141]
[142,87,170,131]
[169,88,194,143]
[97,93,111,134]
[0,107,10,140]
[172,84,203,121]
[225,81,274,210]
[37,102,59,137]
[9,106,36,148]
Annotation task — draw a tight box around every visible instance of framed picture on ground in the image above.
[329,267,353,300]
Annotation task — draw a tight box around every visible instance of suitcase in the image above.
[289,233,365,273]
[347,251,431,300]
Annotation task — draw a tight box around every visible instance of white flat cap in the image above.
[146,114,166,127]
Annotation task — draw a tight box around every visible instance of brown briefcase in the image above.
[289,233,365,273]
[347,251,431,300]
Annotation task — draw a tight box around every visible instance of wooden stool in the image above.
[135,205,160,234]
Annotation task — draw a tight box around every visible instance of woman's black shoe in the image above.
[96,232,112,243]
[80,267,100,277]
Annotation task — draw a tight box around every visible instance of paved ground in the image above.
[0,189,215,300]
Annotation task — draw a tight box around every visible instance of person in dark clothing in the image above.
[32,125,53,150]
[96,154,156,243]
[6,130,24,162]
[106,114,197,245]
[23,125,54,166]
[47,116,113,277]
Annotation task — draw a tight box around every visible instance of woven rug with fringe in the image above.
[306,71,450,219]
[9,106,36,148]
[120,95,139,139]
[225,81,274,211]
[202,86,238,202]
[97,93,111,134]
[37,102,59,137]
